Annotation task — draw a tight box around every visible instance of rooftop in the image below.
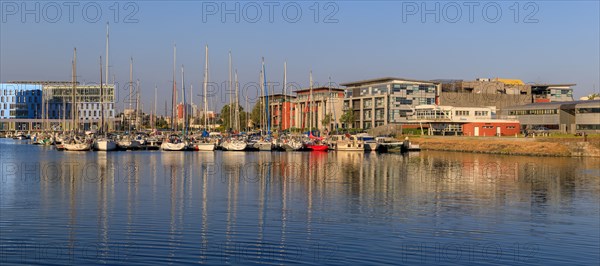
[530,84,577,87]
[294,87,346,94]
[504,100,598,110]
[340,77,439,87]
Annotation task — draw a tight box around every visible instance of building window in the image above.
[456,110,469,116]
[576,108,600,114]
[475,111,489,116]
[577,124,600,130]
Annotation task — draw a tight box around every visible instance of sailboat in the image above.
[117,57,141,150]
[94,55,117,151]
[221,52,247,152]
[161,63,189,151]
[193,45,216,151]
[255,57,273,151]
[304,71,328,152]
[63,48,92,151]
[280,61,303,151]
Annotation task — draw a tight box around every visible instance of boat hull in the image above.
[223,141,247,151]
[194,143,215,151]
[307,144,328,151]
[160,142,188,151]
[94,140,117,151]
[63,143,92,151]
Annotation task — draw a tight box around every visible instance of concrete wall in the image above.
[439,92,531,111]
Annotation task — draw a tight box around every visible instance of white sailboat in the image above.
[194,45,215,151]
[63,48,92,152]
[222,138,247,151]
[117,58,141,150]
[94,54,117,151]
[161,60,189,151]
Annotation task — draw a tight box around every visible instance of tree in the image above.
[321,113,332,128]
[250,101,264,129]
[587,93,599,100]
[340,108,354,128]
[220,103,246,131]
[156,117,169,129]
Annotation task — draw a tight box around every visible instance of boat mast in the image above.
[171,43,177,132]
[309,71,313,135]
[153,84,157,130]
[181,65,187,136]
[203,45,209,130]
[190,83,193,129]
[135,79,140,130]
[128,57,133,133]
[259,69,263,133]
[100,56,105,135]
[263,58,269,134]
[71,48,77,133]
[229,51,232,131]
[283,61,287,131]
[105,22,109,85]
[234,69,240,132]
[330,76,338,134]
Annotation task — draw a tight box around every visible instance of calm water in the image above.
[1,138,599,265]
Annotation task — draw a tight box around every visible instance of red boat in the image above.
[306,144,328,151]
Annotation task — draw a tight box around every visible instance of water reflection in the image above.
[0,140,598,265]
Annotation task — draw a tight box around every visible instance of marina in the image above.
[0,138,598,265]
[2,1,599,265]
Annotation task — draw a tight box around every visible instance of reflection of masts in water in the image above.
[68,161,78,259]
[225,159,240,250]
[280,154,288,249]
[257,154,270,248]
[200,161,209,261]
[97,154,109,258]
[169,163,177,258]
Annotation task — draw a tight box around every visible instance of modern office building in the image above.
[0,83,43,119]
[1,81,116,131]
[340,77,440,129]
[575,100,600,133]
[502,100,600,133]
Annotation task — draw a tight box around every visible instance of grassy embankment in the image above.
[407,134,600,157]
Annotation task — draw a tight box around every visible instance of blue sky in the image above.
[1,1,599,113]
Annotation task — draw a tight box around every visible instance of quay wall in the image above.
[410,136,600,157]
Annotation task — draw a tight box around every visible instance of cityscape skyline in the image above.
[2,1,599,113]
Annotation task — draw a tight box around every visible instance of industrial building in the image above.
[435,78,533,112]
